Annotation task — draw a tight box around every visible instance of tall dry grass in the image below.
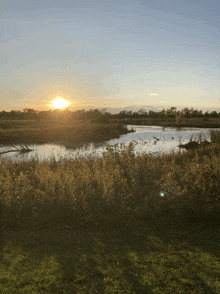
[1,131,220,230]
[210,129,220,144]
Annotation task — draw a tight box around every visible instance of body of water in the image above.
[0,125,219,164]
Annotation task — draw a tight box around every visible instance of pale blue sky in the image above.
[0,0,220,113]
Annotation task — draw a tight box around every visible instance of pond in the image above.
[0,125,219,164]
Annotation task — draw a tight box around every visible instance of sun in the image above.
[51,97,69,109]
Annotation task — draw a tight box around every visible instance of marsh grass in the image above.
[0,120,130,145]
[111,116,220,129]
[211,129,220,144]
[1,131,220,293]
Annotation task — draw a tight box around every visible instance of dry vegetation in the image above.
[1,137,220,231]
[0,131,220,293]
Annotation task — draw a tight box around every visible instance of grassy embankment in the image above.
[0,119,130,145]
[0,128,220,293]
[110,116,220,129]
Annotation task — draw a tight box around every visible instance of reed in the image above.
[210,129,220,144]
[1,136,220,230]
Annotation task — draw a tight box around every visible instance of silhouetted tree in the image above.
[171,107,177,114]
[182,107,190,117]
[210,111,218,117]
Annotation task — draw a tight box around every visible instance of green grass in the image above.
[1,131,220,293]
[1,220,220,293]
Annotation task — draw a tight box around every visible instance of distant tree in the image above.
[149,110,158,117]
[23,108,36,114]
[198,110,204,117]
[170,107,177,114]
[0,110,7,119]
[204,111,210,117]
[118,110,127,118]
[182,107,190,117]
[160,109,166,116]
[92,109,102,117]
[210,111,218,117]
[191,110,200,117]
[37,110,53,121]
[73,109,86,120]
[132,111,139,118]
[138,109,147,117]
[189,107,194,116]
[9,110,19,119]
[22,108,37,119]
[165,108,175,117]
[100,108,107,115]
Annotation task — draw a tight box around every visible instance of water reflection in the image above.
[0,125,219,164]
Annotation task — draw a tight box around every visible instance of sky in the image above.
[0,0,220,113]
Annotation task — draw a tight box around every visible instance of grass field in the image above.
[1,129,220,293]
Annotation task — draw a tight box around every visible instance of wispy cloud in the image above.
[149,93,159,96]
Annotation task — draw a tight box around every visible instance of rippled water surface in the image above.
[0,125,219,164]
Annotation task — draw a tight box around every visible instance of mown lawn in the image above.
[1,217,220,294]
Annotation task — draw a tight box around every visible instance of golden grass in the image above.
[0,135,220,231]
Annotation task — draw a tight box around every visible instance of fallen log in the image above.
[0,144,33,155]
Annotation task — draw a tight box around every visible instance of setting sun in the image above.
[51,97,69,109]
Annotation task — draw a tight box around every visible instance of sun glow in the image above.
[51,97,69,109]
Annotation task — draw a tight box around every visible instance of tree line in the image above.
[0,106,220,121]
[115,107,220,118]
